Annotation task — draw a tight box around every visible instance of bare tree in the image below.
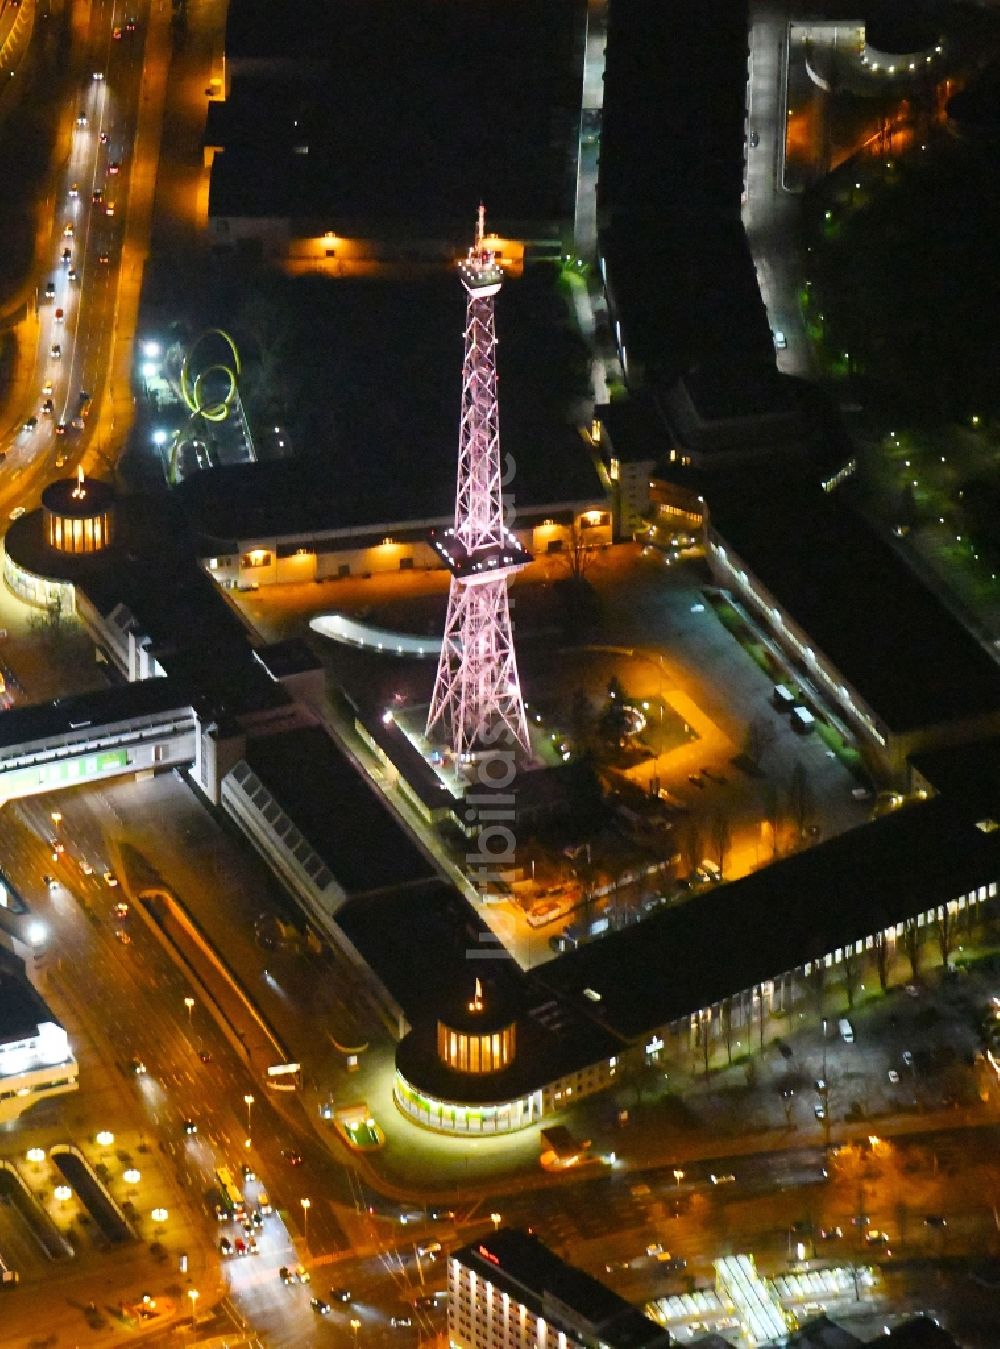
[681,821,702,878]
[760,780,782,859]
[699,1011,713,1077]
[721,998,735,1065]
[903,920,921,981]
[710,810,732,877]
[843,951,861,1010]
[743,715,777,768]
[874,929,890,993]
[788,762,816,839]
[936,904,954,970]
[563,517,600,584]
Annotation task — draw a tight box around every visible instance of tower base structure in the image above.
[427,572,530,761]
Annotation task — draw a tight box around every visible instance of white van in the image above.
[839,1018,854,1044]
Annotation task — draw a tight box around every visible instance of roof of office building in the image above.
[211,0,580,228]
[337,882,623,1102]
[707,477,1000,733]
[244,724,437,896]
[454,1230,669,1349]
[536,790,1000,1040]
[867,1316,962,1347]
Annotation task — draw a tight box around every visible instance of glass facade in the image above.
[45,509,112,554]
[437,1020,516,1074]
[394,1071,541,1135]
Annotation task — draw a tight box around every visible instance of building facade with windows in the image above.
[448,1229,671,1349]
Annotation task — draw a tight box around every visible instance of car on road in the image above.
[888,1069,899,1083]
[219,1236,233,1256]
[819,1226,843,1240]
[43,874,57,890]
[50,344,62,359]
[68,182,79,198]
[234,1237,247,1256]
[113,24,122,37]
[310,1298,332,1316]
[98,251,110,264]
[55,454,67,467]
[68,268,78,282]
[417,1241,442,1260]
[130,1056,147,1074]
[54,308,64,323]
[391,1315,413,1328]
[105,201,116,217]
[281,1148,303,1166]
[92,188,103,204]
[113,927,131,944]
[330,1287,352,1303]
[247,1235,258,1253]
[240,1163,255,1181]
[45,281,56,298]
[61,248,71,265]
[76,110,87,126]
[92,70,103,80]
[104,870,119,887]
[109,161,121,175]
[22,416,37,432]
[80,859,93,875]
[924,1214,947,1228]
[63,222,74,237]
[814,1103,826,1119]
[113,901,129,919]
[55,421,67,436]
[42,398,54,416]
[182,1119,198,1135]
[197,1049,212,1063]
[257,1190,272,1214]
[772,329,787,349]
[902,1050,913,1066]
[125,15,137,30]
[280,1265,311,1284]
[749,128,759,147]
[42,379,54,395]
[71,416,84,431]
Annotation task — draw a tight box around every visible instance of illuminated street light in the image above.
[490,1211,502,1230]
[26,1148,45,1165]
[50,810,62,825]
[244,1093,255,1138]
[96,1130,115,1147]
[350,1317,361,1347]
[141,361,158,379]
[673,1168,685,1187]
[152,428,168,446]
[54,1185,72,1202]
[151,1207,169,1223]
[300,1196,311,1244]
[123,1168,141,1185]
[27,921,48,946]
[142,340,162,359]
[183,996,194,1022]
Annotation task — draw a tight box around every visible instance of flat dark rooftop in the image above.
[597,396,669,462]
[0,954,57,1043]
[0,677,192,752]
[600,0,748,220]
[244,725,436,897]
[600,215,773,382]
[708,480,1000,732]
[537,791,1000,1040]
[212,0,581,227]
[456,1230,667,1348]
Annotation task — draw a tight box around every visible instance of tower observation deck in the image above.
[426,206,531,759]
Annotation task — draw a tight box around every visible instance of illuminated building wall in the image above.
[436,1019,515,1074]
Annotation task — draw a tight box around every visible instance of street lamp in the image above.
[183,996,194,1023]
[673,1168,685,1187]
[26,1148,45,1166]
[151,1207,169,1224]
[350,1317,361,1348]
[188,1289,199,1318]
[96,1130,115,1148]
[300,1197,311,1245]
[54,1185,72,1203]
[123,1168,140,1186]
[490,1211,502,1231]
[244,1093,254,1139]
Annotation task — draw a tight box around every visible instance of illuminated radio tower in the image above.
[426,205,531,759]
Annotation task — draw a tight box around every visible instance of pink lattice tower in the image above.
[426,206,531,759]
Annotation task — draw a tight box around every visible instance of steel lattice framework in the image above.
[426,207,531,759]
